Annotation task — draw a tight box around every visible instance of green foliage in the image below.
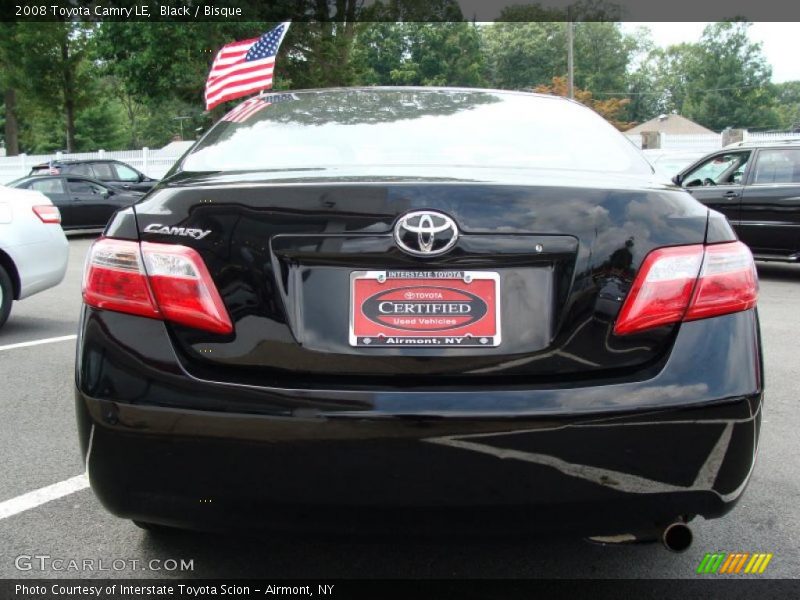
[573,22,641,93]
[16,104,63,153]
[684,22,779,130]
[481,21,642,95]
[362,0,463,21]
[15,22,96,151]
[625,43,698,123]
[74,94,128,152]
[774,82,800,130]
[391,23,486,87]
[2,16,799,154]
[95,22,266,105]
[481,22,566,90]
[628,22,781,130]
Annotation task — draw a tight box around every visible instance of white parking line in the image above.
[0,474,89,521]
[0,334,77,352]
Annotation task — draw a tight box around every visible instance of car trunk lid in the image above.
[131,174,709,386]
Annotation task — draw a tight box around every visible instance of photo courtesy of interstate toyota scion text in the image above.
[75,88,762,552]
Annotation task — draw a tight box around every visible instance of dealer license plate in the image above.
[349,270,500,347]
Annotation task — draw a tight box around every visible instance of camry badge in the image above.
[144,223,212,240]
[394,210,459,257]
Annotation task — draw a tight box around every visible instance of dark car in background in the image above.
[11,175,144,230]
[29,159,158,192]
[675,140,800,262]
[76,88,762,550]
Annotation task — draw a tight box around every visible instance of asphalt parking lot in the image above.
[0,235,798,580]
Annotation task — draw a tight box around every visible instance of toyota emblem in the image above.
[394,210,459,257]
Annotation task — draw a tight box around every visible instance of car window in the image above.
[91,163,115,180]
[653,155,705,178]
[30,167,56,175]
[184,91,653,175]
[752,149,800,184]
[684,152,751,187]
[68,179,107,195]
[28,178,66,194]
[69,164,94,177]
[114,163,140,182]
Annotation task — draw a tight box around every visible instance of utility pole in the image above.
[173,116,191,140]
[566,21,574,99]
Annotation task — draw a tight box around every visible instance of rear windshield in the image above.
[183,90,652,176]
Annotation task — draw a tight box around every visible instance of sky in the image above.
[620,22,800,83]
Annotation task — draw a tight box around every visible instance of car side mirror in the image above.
[672,174,683,186]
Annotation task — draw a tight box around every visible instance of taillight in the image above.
[614,241,758,336]
[140,242,233,334]
[32,205,61,224]
[685,242,758,321]
[613,245,704,335]
[82,239,160,319]
[82,238,233,335]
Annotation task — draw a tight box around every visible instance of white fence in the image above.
[625,133,722,152]
[626,131,800,153]
[748,131,800,143]
[0,148,185,185]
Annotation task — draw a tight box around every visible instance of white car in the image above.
[0,185,69,328]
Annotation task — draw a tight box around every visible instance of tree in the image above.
[14,22,95,152]
[94,15,363,130]
[353,22,487,87]
[774,81,800,131]
[350,23,409,86]
[572,22,641,94]
[626,42,698,122]
[0,23,22,155]
[684,22,778,130]
[481,20,642,96]
[629,22,779,130]
[481,22,566,90]
[534,76,634,130]
[95,23,262,106]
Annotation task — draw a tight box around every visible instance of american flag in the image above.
[205,22,290,111]
[221,96,271,123]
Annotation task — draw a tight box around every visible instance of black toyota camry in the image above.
[75,88,762,549]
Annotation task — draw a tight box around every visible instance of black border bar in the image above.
[2,0,800,22]
[3,579,800,600]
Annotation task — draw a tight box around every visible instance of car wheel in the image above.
[0,264,12,329]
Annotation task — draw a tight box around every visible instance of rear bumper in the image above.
[7,226,68,299]
[75,309,763,534]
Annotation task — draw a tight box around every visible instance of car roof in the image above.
[723,139,800,149]
[31,159,118,167]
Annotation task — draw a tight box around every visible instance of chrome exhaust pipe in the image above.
[662,522,693,553]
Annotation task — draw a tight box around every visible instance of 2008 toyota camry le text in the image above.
[75,88,762,552]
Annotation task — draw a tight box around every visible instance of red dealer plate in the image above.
[349,270,501,347]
